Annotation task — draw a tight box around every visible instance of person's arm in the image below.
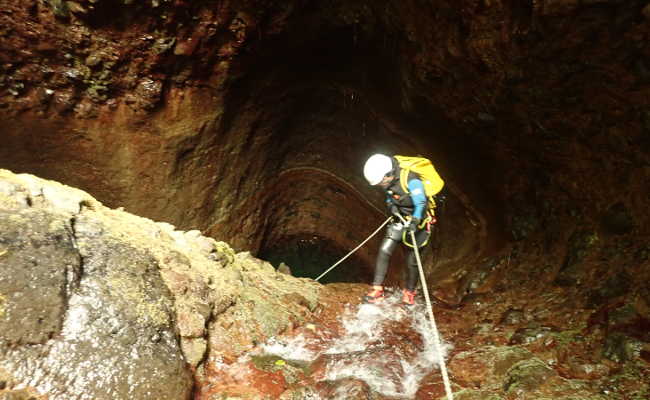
[407,179,427,220]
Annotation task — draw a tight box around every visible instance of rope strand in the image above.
[410,229,454,400]
[315,216,392,282]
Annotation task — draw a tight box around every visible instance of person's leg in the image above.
[373,237,398,286]
[403,230,429,305]
[405,250,419,291]
[401,251,419,306]
[364,224,401,303]
[405,226,430,290]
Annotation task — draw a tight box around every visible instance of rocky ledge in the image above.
[0,168,320,399]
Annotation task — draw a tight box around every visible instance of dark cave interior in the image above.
[0,0,647,297]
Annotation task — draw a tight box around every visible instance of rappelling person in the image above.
[362,153,444,306]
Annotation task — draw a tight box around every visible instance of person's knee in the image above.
[379,239,398,258]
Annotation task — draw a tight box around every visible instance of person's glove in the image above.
[405,217,421,233]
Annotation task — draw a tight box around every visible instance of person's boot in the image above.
[401,289,417,306]
[363,285,385,304]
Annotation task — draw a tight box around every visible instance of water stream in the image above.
[257,291,451,398]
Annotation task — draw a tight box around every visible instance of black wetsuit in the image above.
[372,170,429,291]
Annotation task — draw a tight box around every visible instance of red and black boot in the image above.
[363,285,385,304]
[401,289,417,306]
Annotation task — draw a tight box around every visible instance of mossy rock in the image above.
[46,0,69,19]
[439,389,503,400]
[602,332,643,363]
[509,326,556,345]
[250,355,307,384]
[449,345,535,388]
[503,358,556,395]
[605,361,650,399]
[510,210,539,241]
[557,229,599,286]
[588,272,632,306]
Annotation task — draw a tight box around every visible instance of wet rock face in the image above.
[0,169,324,399]
[0,171,192,399]
[0,208,77,346]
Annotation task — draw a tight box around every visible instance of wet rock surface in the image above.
[0,169,321,399]
[192,278,650,399]
[0,170,191,399]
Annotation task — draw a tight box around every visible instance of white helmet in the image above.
[363,154,393,185]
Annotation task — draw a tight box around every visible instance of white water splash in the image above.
[260,338,315,362]
[260,291,452,398]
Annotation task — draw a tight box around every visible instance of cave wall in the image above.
[1,0,649,290]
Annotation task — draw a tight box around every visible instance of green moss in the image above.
[550,329,585,347]
[152,37,176,54]
[250,354,284,370]
[492,346,535,376]
[87,84,109,102]
[605,361,649,399]
[71,55,114,102]
[567,230,599,266]
[504,358,555,394]
[47,0,70,19]
[608,304,638,325]
[249,354,309,383]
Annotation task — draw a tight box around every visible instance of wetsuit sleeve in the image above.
[407,179,427,219]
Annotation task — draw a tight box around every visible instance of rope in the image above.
[410,229,454,400]
[315,216,392,282]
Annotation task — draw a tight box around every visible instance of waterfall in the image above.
[259,291,452,398]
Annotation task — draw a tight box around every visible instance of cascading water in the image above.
[257,291,452,398]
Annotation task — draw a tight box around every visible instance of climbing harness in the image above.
[314,216,392,282]
[401,211,435,248]
[400,214,454,400]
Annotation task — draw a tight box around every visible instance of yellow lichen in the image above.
[106,271,170,327]
[0,293,6,318]
[48,219,65,232]
[214,241,235,265]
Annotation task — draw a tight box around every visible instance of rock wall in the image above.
[0,168,321,399]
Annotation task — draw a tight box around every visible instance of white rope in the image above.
[315,216,392,282]
[410,229,454,400]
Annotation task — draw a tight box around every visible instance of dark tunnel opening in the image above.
[257,234,372,284]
